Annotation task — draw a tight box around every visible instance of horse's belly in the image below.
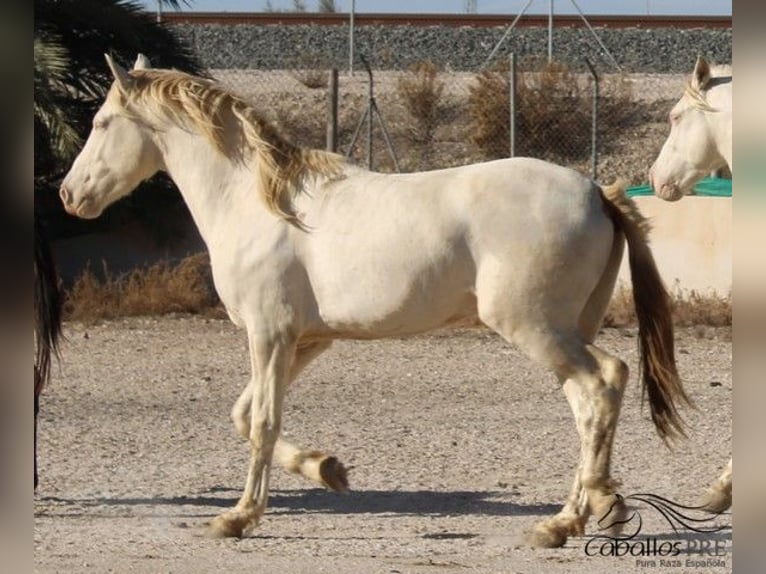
[312,265,477,338]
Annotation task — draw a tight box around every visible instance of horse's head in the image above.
[60,54,163,219]
[649,56,732,201]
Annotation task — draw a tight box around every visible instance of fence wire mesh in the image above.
[208,51,691,186]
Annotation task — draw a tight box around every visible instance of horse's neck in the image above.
[711,84,733,171]
[157,127,272,248]
[714,110,734,173]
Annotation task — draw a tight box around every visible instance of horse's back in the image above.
[298,157,615,337]
[451,157,608,242]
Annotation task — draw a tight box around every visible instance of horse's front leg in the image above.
[230,341,348,491]
[209,332,296,538]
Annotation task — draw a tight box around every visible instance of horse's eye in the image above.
[93,118,108,130]
[669,112,681,125]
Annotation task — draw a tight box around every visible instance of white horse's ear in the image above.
[133,53,151,70]
[692,55,712,91]
[105,53,134,92]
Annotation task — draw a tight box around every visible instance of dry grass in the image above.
[290,54,331,89]
[396,60,445,144]
[63,253,224,322]
[292,68,329,90]
[604,286,731,330]
[63,255,731,334]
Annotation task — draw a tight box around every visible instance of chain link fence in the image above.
[179,22,726,186]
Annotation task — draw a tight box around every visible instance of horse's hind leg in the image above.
[531,238,628,542]
[231,340,348,492]
[529,378,594,545]
[699,457,732,513]
[483,311,629,548]
[530,341,629,547]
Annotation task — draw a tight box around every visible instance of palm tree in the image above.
[34,31,81,180]
[33,0,204,491]
[34,0,203,237]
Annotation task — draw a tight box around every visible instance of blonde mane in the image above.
[109,69,346,228]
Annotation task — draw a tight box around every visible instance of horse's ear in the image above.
[104,53,134,92]
[692,55,712,91]
[133,53,152,70]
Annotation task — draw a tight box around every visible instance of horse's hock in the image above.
[617,195,731,298]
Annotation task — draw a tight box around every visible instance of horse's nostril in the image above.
[59,186,70,205]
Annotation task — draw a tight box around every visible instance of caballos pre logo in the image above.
[584,493,730,567]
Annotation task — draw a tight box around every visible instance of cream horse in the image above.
[649,55,732,200]
[650,55,732,513]
[60,54,690,547]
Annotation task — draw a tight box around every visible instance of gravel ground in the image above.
[34,316,731,573]
[170,22,731,73]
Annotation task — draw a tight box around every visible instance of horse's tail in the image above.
[34,215,63,399]
[599,180,691,444]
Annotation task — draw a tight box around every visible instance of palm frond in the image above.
[159,0,194,9]
[34,35,82,162]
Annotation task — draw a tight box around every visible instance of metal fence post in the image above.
[509,52,517,158]
[584,57,599,180]
[349,0,355,76]
[327,68,338,152]
[366,62,373,169]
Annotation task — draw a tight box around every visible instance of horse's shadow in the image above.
[38,487,558,519]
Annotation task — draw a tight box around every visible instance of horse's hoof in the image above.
[698,488,731,514]
[527,521,568,548]
[319,456,349,492]
[207,511,252,539]
[594,494,630,538]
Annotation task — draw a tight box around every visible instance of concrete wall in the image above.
[617,196,731,298]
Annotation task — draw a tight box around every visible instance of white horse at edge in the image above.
[650,55,732,513]
[59,54,690,546]
[649,55,732,200]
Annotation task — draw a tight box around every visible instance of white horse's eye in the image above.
[93,118,109,130]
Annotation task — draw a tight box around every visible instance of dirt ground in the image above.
[34,316,732,573]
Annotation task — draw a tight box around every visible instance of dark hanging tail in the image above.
[34,215,63,488]
[599,181,692,445]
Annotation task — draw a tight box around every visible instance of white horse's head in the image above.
[648,56,732,201]
[60,53,162,218]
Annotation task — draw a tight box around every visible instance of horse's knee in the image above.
[605,357,628,388]
[231,400,250,439]
[589,346,628,394]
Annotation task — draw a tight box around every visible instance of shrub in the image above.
[396,60,445,144]
[64,253,223,322]
[468,59,634,163]
[467,65,509,158]
[290,53,330,89]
